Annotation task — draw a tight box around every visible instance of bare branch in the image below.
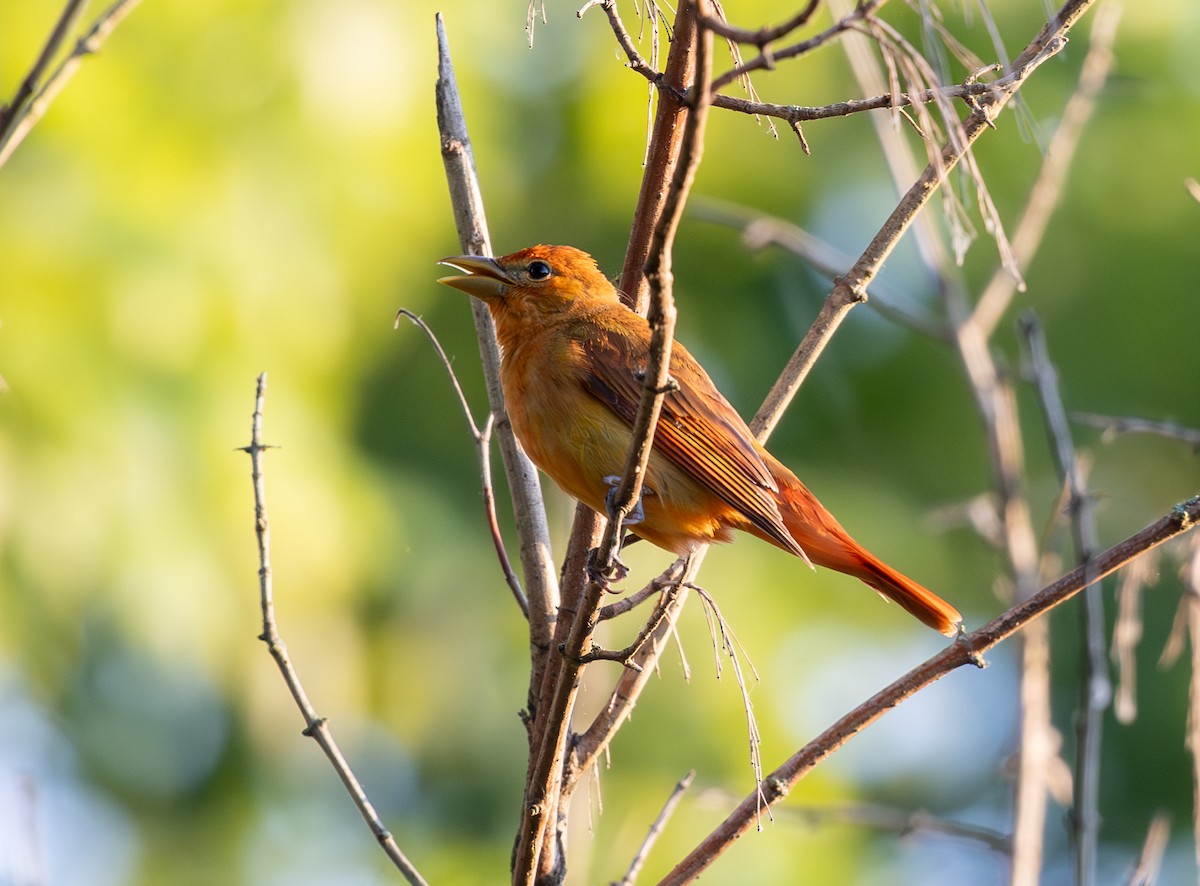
[241,374,428,885]
[514,5,715,881]
[434,12,560,689]
[578,0,660,83]
[661,494,1200,883]
[749,0,1076,438]
[1020,312,1109,885]
[0,0,143,169]
[710,0,891,92]
[614,770,696,886]
[698,0,820,46]
[1073,413,1200,451]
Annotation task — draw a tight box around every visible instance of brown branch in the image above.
[512,6,715,882]
[698,0,820,46]
[241,373,428,885]
[661,494,1200,883]
[712,73,1009,125]
[710,0,890,91]
[578,0,659,84]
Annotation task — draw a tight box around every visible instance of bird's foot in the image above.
[603,474,650,526]
[586,546,629,589]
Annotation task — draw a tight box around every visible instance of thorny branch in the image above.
[241,374,428,886]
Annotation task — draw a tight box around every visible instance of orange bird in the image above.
[438,245,961,636]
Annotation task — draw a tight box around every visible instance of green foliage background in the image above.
[1,1,1198,883]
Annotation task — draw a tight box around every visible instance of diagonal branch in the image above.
[0,0,143,169]
[241,374,428,886]
[750,0,1077,438]
[662,494,1200,883]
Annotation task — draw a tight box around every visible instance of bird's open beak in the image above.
[437,255,512,300]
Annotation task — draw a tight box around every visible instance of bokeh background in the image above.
[2,1,1199,883]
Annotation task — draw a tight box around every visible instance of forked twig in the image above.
[241,373,428,886]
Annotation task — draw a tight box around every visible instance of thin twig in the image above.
[395,309,528,617]
[661,494,1200,883]
[1073,413,1200,451]
[1125,811,1171,886]
[750,2,1073,438]
[240,373,428,885]
[710,0,892,92]
[613,770,696,886]
[971,2,1121,339]
[698,0,820,46]
[1020,312,1109,886]
[0,0,143,169]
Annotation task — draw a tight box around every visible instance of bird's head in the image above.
[438,245,620,323]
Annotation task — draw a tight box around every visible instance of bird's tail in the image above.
[764,457,963,637]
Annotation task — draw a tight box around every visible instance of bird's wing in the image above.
[580,327,805,557]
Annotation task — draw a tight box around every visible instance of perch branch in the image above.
[513,5,715,880]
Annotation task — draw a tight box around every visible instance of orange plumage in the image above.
[438,245,962,636]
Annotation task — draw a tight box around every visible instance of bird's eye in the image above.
[527,260,552,281]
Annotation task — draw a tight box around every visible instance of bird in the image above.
[438,244,962,636]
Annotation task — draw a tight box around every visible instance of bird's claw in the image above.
[586,546,630,589]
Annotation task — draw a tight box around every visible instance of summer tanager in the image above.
[438,245,962,636]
